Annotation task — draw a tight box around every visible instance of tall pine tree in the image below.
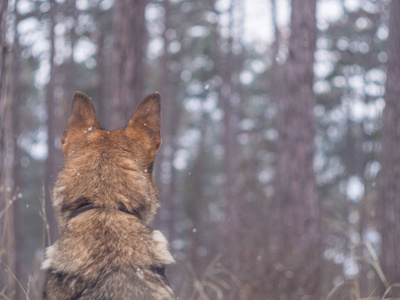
[269,0,321,297]
[379,0,400,290]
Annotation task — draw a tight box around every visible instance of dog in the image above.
[42,92,175,299]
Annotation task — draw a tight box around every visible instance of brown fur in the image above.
[42,92,175,299]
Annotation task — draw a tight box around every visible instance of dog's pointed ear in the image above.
[62,92,100,154]
[125,92,161,163]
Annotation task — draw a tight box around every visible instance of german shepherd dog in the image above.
[42,92,175,299]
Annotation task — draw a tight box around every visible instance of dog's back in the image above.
[42,92,174,299]
[45,266,169,299]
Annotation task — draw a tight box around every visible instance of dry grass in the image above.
[0,187,31,300]
[177,255,245,300]
[39,182,51,258]
[0,262,28,300]
[0,184,49,300]
[326,217,400,300]
[4,188,398,299]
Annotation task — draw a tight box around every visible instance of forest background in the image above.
[1,0,400,299]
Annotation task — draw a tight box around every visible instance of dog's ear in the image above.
[62,92,100,154]
[125,93,161,164]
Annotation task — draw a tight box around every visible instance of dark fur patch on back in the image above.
[150,265,168,284]
[43,269,84,299]
[118,202,142,220]
[61,196,92,214]
[68,203,96,219]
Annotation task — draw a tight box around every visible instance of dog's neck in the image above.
[67,201,142,220]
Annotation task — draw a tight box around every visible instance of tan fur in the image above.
[42,92,174,299]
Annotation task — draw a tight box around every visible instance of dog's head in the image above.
[54,92,162,228]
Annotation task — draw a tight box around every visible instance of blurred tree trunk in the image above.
[379,0,400,289]
[154,0,177,239]
[269,0,321,297]
[188,117,208,271]
[0,0,8,138]
[65,0,77,97]
[58,0,77,165]
[9,4,22,295]
[0,0,18,296]
[219,0,241,259]
[45,0,59,244]
[96,31,107,123]
[270,0,283,110]
[0,72,17,298]
[222,0,238,225]
[0,0,7,291]
[108,0,147,129]
[0,2,18,295]
[266,0,283,234]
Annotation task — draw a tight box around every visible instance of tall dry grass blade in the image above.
[1,262,29,300]
[214,277,231,290]
[0,290,11,300]
[362,286,379,300]
[0,203,11,220]
[201,254,221,280]
[325,217,391,299]
[0,188,21,299]
[0,188,18,219]
[187,263,202,300]
[350,245,361,299]
[326,281,347,299]
[186,256,244,300]
[323,216,353,240]
[353,241,389,289]
[0,190,15,262]
[193,279,210,300]
[381,283,400,300]
[208,268,241,289]
[39,182,51,258]
[26,276,31,300]
[203,281,223,299]
[0,285,10,300]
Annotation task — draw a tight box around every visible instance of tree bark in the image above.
[0,0,8,142]
[65,0,77,97]
[0,1,18,296]
[220,0,241,248]
[0,75,17,298]
[188,121,206,271]
[9,4,22,295]
[153,0,176,238]
[45,0,59,244]
[108,0,147,130]
[379,0,400,289]
[96,31,107,123]
[269,0,321,296]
